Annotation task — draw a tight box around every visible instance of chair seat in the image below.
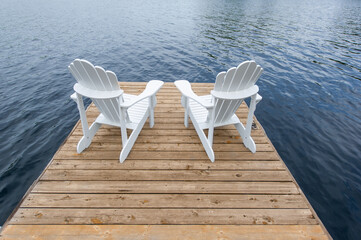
[96,93,149,129]
[124,94,149,125]
[189,95,212,124]
[189,95,239,129]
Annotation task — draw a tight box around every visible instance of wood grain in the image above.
[11,208,317,225]
[48,159,285,170]
[40,169,291,181]
[23,193,307,209]
[0,225,329,240]
[32,181,299,194]
[0,82,330,239]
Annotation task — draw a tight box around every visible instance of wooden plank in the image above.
[84,110,253,118]
[60,142,274,152]
[84,107,251,113]
[84,104,251,112]
[0,225,329,240]
[32,181,299,194]
[65,135,270,144]
[73,119,262,129]
[22,193,307,209]
[10,208,317,225]
[40,169,291,181]
[53,151,280,160]
[71,128,266,137]
[48,159,285,170]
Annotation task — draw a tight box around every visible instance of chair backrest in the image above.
[212,61,263,124]
[69,59,122,123]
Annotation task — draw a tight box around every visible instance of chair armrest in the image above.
[174,80,214,109]
[256,93,262,103]
[210,85,259,100]
[73,83,124,99]
[70,92,77,101]
[120,80,164,108]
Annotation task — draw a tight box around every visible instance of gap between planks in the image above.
[0,82,330,239]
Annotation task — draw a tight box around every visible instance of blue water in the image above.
[0,0,360,238]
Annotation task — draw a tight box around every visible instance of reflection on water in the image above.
[0,0,360,239]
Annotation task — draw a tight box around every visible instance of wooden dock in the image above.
[0,82,330,239]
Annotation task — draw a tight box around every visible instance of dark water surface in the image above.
[1,0,360,238]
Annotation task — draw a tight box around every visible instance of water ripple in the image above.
[0,0,361,239]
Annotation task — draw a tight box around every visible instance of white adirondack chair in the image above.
[174,61,263,162]
[69,59,164,163]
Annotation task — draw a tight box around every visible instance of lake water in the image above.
[0,0,360,238]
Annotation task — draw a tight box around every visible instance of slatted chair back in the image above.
[211,61,263,125]
[69,59,122,124]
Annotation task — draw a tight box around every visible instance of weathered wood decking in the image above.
[1,82,330,239]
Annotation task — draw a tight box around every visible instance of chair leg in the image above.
[244,136,256,153]
[181,96,189,127]
[149,108,154,128]
[149,96,155,128]
[234,94,259,153]
[73,93,100,153]
[234,122,256,153]
[119,111,149,163]
[190,112,215,162]
[244,95,257,139]
[77,122,101,153]
[207,108,215,146]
